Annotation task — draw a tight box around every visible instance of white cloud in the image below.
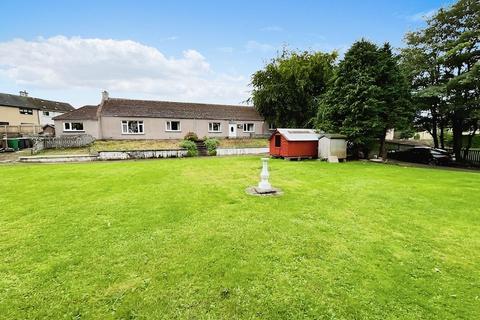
[408,9,437,22]
[0,36,249,104]
[261,26,283,32]
[245,40,276,53]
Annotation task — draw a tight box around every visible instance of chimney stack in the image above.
[101,90,109,103]
[19,90,28,97]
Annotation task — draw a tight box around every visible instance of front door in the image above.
[228,123,237,138]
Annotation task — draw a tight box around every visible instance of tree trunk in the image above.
[378,127,388,161]
[465,125,478,155]
[452,117,464,161]
[431,107,439,148]
[439,122,445,149]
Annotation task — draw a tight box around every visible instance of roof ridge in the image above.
[107,97,253,108]
[0,92,71,104]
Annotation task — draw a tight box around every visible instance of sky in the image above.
[0,0,452,108]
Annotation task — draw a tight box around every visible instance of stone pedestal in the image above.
[256,157,272,192]
[246,158,282,196]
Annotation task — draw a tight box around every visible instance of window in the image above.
[166,121,181,132]
[208,122,221,132]
[275,135,281,147]
[43,111,50,116]
[243,123,255,132]
[64,122,84,131]
[121,120,144,134]
[19,108,33,115]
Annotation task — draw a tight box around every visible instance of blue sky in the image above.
[0,0,451,107]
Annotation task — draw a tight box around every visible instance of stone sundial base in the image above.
[245,186,283,196]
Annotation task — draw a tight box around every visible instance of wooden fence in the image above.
[446,148,480,165]
[32,135,95,154]
[0,124,43,136]
[465,149,480,164]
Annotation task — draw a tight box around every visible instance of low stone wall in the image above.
[98,149,187,160]
[19,154,98,163]
[216,147,269,156]
[32,135,95,154]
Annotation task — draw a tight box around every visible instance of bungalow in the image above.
[53,91,270,139]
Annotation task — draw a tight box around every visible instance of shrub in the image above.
[204,138,220,156]
[184,132,198,141]
[180,140,198,157]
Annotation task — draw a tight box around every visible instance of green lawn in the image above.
[0,158,479,319]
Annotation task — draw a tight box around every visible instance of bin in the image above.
[7,138,19,150]
[18,139,26,149]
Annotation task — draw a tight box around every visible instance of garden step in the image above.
[194,140,208,156]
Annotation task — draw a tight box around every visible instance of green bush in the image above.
[180,140,198,157]
[204,138,220,156]
[414,133,420,140]
[184,132,198,141]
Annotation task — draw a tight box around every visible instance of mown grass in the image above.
[0,158,478,319]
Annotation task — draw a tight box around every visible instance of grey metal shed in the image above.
[318,134,347,161]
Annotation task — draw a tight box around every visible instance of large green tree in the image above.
[402,25,448,148]
[317,40,412,159]
[249,49,337,128]
[403,0,479,159]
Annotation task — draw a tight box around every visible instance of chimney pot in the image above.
[101,90,109,102]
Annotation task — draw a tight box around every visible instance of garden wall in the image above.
[98,149,187,160]
[32,135,95,154]
[19,155,98,163]
[216,147,269,156]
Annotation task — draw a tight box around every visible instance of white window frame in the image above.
[63,122,84,132]
[208,122,222,133]
[121,120,144,135]
[166,121,181,132]
[243,123,255,133]
[19,108,33,115]
[43,111,50,116]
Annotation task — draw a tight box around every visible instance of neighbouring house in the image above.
[0,91,74,131]
[269,129,320,159]
[53,91,270,139]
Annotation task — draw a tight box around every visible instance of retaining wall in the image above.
[19,155,98,163]
[216,147,269,156]
[98,149,187,160]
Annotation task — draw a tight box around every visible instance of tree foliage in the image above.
[317,40,412,158]
[249,49,337,128]
[402,0,480,159]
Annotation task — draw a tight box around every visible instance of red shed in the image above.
[269,128,320,159]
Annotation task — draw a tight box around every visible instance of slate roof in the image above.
[274,128,321,141]
[52,105,99,120]
[0,92,74,112]
[100,98,263,121]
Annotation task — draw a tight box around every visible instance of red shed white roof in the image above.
[275,128,321,141]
